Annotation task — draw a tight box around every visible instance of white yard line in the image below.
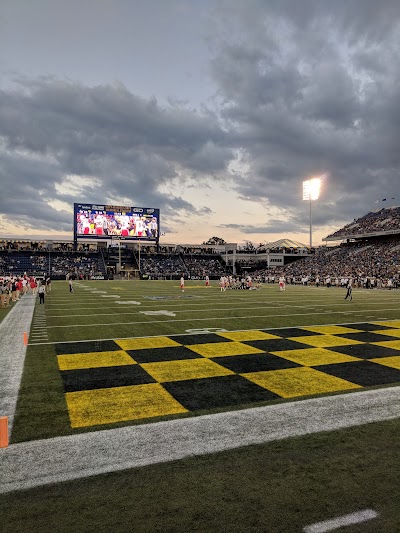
[1,386,399,494]
[303,509,378,532]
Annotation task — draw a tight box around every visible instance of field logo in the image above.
[140,310,176,317]
[185,327,227,334]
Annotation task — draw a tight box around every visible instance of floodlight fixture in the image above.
[302,175,324,248]
[302,177,321,201]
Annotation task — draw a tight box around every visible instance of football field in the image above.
[2,280,400,532]
[12,279,400,439]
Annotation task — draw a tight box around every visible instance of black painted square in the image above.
[335,331,400,343]
[61,365,156,392]
[262,328,323,338]
[171,334,232,345]
[328,343,400,359]
[55,340,121,355]
[243,338,311,352]
[126,346,200,363]
[344,323,396,332]
[163,375,279,411]
[317,361,400,387]
[211,353,301,373]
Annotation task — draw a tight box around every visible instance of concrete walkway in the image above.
[0,295,36,432]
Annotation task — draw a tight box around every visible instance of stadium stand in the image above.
[325,206,400,240]
[250,237,400,288]
[50,253,105,279]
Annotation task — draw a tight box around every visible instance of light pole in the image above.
[302,177,321,248]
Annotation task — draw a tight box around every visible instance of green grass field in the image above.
[3,280,400,532]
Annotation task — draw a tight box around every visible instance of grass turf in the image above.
[35,279,400,342]
[1,418,400,532]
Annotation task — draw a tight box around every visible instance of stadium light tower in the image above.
[302,177,321,248]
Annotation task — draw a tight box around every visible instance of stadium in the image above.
[2,2,400,531]
[1,200,400,532]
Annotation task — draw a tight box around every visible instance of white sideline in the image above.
[303,509,378,532]
[0,295,36,433]
[1,385,400,494]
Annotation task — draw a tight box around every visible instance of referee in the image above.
[344,279,353,301]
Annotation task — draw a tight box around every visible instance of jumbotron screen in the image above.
[74,203,160,241]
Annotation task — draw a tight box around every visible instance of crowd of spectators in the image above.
[327,207,400,239]
[182,257,226,277]
[0,240,48,251]
[140,255,186,277]
[251,238,400,287]
[140,254,227,278]
[0,256,7,274]
[51,255,102,278]
[0,275,48,309]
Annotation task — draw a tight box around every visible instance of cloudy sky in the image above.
[1,0,400,245]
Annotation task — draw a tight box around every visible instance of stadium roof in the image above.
[265,238,308,249]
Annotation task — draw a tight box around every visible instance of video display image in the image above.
[74,204,160,240]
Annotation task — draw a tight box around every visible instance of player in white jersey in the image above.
[205,275,210,287]
[279,276,286,291]
[220,276,226,292]
[79,214,91,235]
[135,217,145,237]
[119,215,130,237]
[180,276,185,292]
[94,214,104,235]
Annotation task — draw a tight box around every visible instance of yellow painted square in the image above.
[300,325,362,335]
[141,358,234,382]
[218,330,281,341]
[292,335,364,348]
[58,350,136,370]
[270,348,361,366]
[373,329,400,338]
[116,337,181,351]
[243,367,361,398]
[65,384,187,428]
[372,320,400,329]
[370,356,400,369]
[372,340,400,351]
[187,341,265,358]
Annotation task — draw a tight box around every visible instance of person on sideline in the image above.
[38,283,46,305]
[344,279,353,301]
[69,277,74,293]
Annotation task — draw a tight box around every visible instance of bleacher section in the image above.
[251,237,400,286]
[0,251,107,279]
[140,254,186,279]
[138,253,228,279]
[0,252,49,276]
[50,253,106,279]
[325,206,400,240]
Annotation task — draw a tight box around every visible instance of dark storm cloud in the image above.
[0,78,232,230]
[209,0,400,234]
[2,1,400,240]
[219,220,306,235]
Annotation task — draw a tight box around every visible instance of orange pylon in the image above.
[0,417,8,448]
[23,332,28,345]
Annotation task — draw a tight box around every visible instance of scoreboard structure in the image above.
[73,203,160,243]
